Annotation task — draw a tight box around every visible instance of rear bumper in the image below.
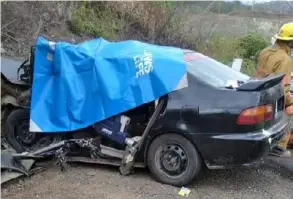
[194,115,290,169]
[212,115,289,143]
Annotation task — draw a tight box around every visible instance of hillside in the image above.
[253,0,293,15]
[1,1,291,76]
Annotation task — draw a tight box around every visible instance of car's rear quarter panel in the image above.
[148,73,282,167]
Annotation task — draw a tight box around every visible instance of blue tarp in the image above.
[29,36,188,132]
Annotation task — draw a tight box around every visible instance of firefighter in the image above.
[254,22,293,158]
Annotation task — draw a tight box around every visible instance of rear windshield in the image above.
[185,53,250,87]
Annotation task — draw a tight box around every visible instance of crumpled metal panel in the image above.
[1,57,29,85]
[1,150,35,184]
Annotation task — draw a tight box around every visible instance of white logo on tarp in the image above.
[134,50,153,78]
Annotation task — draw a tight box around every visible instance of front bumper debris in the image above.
[1,150,35,184]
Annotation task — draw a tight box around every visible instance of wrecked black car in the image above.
[1,37,289,186]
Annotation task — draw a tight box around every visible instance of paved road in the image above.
[267,155,293,174]
[1,156,293,199]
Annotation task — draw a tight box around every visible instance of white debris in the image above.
[225,80,239,88]
[178,187,191,197]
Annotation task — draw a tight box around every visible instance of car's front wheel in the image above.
[147,133,202,186]
[4,108,61,153]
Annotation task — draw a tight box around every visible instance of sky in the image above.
[230,0,285,5]
[241,0,272,4]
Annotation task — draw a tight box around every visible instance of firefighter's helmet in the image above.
[275,22,293,41]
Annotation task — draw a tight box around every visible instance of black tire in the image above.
[4,108,30,153]
[147,133,202,186]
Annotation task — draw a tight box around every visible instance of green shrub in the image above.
[234,33,268,59]
[240,59,257,76]
[233,33,269,75]
[207,33,268,76]
[69,2,121,40]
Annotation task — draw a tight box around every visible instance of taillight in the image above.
[237,105,273,125]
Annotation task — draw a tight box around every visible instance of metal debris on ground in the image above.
[1,149,35,184]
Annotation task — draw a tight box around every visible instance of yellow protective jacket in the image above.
[254,41,293,107]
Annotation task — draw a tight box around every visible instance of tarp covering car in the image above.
[29,36,188,132]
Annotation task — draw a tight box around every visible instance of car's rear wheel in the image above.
[147,133,202,186]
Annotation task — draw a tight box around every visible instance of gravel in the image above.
[1,160,293,199]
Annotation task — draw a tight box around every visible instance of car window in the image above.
[185,53,250,87]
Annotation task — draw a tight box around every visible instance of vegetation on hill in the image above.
[206,33,269,76]
[1,1,281,76]
[179,1,293,16]
[234,34,269,75]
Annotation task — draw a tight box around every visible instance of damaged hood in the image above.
[30,36,188,132]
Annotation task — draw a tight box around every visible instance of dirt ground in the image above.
[1,158,293,199]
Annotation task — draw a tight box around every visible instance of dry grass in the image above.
[1,1,222,57]
[1,1,80,57]
[1,1,285,61]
